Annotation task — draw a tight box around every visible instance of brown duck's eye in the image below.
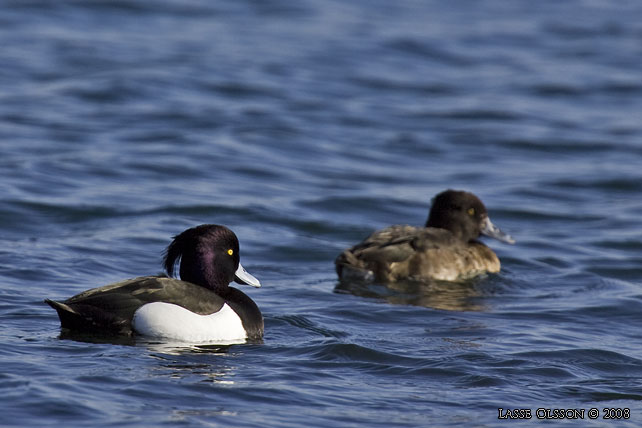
[227,249,234,256]
[467,208,475,216]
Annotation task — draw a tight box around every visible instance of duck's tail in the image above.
[45,299,83,329]
[335,251,375,283]
[45,298,132,335]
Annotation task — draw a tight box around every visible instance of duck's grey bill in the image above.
[481,216,515,244]
[234,263,261,287]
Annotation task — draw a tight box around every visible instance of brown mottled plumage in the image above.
[335,190,514,283]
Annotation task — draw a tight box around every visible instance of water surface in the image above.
[2,0,642,426]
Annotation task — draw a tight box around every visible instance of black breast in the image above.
[224,287,264,340]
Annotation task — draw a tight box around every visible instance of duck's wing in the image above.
[354,225,423,259]
[336,226,431,281]
[46,276,225,334]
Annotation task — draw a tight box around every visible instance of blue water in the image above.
[2,0,642,426]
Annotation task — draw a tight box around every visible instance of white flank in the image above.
[132,302,247,343]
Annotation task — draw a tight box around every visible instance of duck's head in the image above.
[425,190,515,244]
[163,224,261,290]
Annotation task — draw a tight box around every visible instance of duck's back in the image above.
[335,225,500,282]
[46,276,226,335]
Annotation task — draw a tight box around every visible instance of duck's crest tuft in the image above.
[163,231,188,277]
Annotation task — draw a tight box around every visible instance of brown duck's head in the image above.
[425,190,515,244]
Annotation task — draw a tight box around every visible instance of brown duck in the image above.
[335,190,515,283]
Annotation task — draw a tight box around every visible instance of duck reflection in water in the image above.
[56,329,257,355]
[335,277,493,311]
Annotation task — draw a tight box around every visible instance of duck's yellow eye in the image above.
[227,249,234,256]
[467,208,475,216]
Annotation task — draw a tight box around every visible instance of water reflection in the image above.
[334,277,491,311]
[58,329,137,346]
[143,337,263,355]
[57,329,261,354]
[148,349,238,385]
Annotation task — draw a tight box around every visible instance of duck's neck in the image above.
[426,214,455,236]
[180,259,230,294]
[425,216,476,242]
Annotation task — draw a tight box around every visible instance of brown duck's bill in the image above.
[481,216,515,244]
[234,263,262,287]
